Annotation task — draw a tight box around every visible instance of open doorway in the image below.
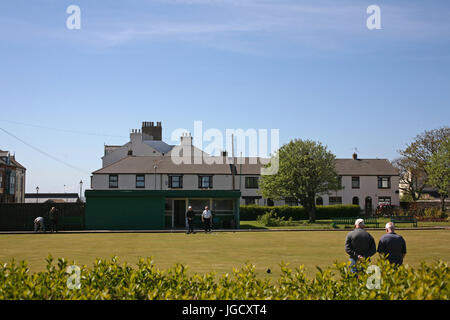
[365,196,372,215]
[174,200,186,228]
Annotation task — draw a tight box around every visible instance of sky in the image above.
[0,0,449,194]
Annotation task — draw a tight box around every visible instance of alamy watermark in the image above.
[366,265,382,290]
[65,4,381,32]
[169,121,280,175]
[367,5,381,30]
[66,265,81,290]
[66,5,81,30]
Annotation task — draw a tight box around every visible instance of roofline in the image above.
[92,172,261,176]
[92,172,398,176]
[25,193,80,198]
[93,155,136,174]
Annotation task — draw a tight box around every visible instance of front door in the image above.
[365,197,372,215]
[174,200,186,228]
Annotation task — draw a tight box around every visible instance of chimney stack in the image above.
[352,152,358,160]
[142,121,162,141]
[180,132,193,146]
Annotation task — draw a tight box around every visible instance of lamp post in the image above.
[36,186,39,204]
[79,180,83,202]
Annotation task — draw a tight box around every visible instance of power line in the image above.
[0,119,128,139]
[0,127,90,175]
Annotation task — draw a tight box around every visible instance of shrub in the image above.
[257,210,296,227]
[240,204,360,221]
[423,208,447,219]
[0,256,448,299]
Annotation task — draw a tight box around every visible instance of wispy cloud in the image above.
[2,1,450,55]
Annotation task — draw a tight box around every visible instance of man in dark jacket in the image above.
[345,219,377,273]
[377,222,407,265]
[49,206,58,233]
[186,206,195,234]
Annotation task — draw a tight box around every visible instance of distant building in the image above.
[86,122,400,230]
[24,193,80,203]
[95,122,400,210]
[0,150,26,203]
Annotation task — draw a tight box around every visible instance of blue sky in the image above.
[0,0,449,194]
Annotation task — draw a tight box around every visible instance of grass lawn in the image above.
[0,230,448,278]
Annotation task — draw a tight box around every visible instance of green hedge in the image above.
[240,204,361,221]
[0,256,448,299]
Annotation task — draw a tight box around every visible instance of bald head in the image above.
[385,222,395,233]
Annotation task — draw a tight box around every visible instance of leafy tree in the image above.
[426,138,450,212]
[397,126,450,201]
[400,127,449,170]
[259,139,340,222]
[392,156,427,202]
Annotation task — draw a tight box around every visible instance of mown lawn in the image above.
[0,230,448,278]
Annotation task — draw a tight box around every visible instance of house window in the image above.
[169,175,183,188]
[109,175,118,188]
[285,197,298,206]
[352,196,359,205]
[267,199,274,206]
[329,196,342,205]
[316,196,323,206]
[245,177,259,189]
[9,175,15,195]
[244,197,260,205]
[378,176,391,189]
[198,175,213,188]
[352,176,360,189]
[378,196,391,205]
[136,175,145,188]
[338,176,342,188]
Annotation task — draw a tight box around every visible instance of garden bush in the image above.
[240,204,360,221]
[423,208,447,219]
[0,256,448,299]
[257,209,296,227]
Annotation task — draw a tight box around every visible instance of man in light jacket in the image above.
[201,206,212,233]
[34,216,45,233]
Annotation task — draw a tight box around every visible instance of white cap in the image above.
[355,218,365,226]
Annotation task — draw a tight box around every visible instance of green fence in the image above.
[0,203,85,231]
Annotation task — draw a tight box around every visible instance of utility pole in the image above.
[239,152,243,191]
[79,180,83,202]
[231,134,235,190]
[154,165,158,190]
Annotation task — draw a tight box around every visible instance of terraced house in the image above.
[0,150,26,203]
[87,122,399,229]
